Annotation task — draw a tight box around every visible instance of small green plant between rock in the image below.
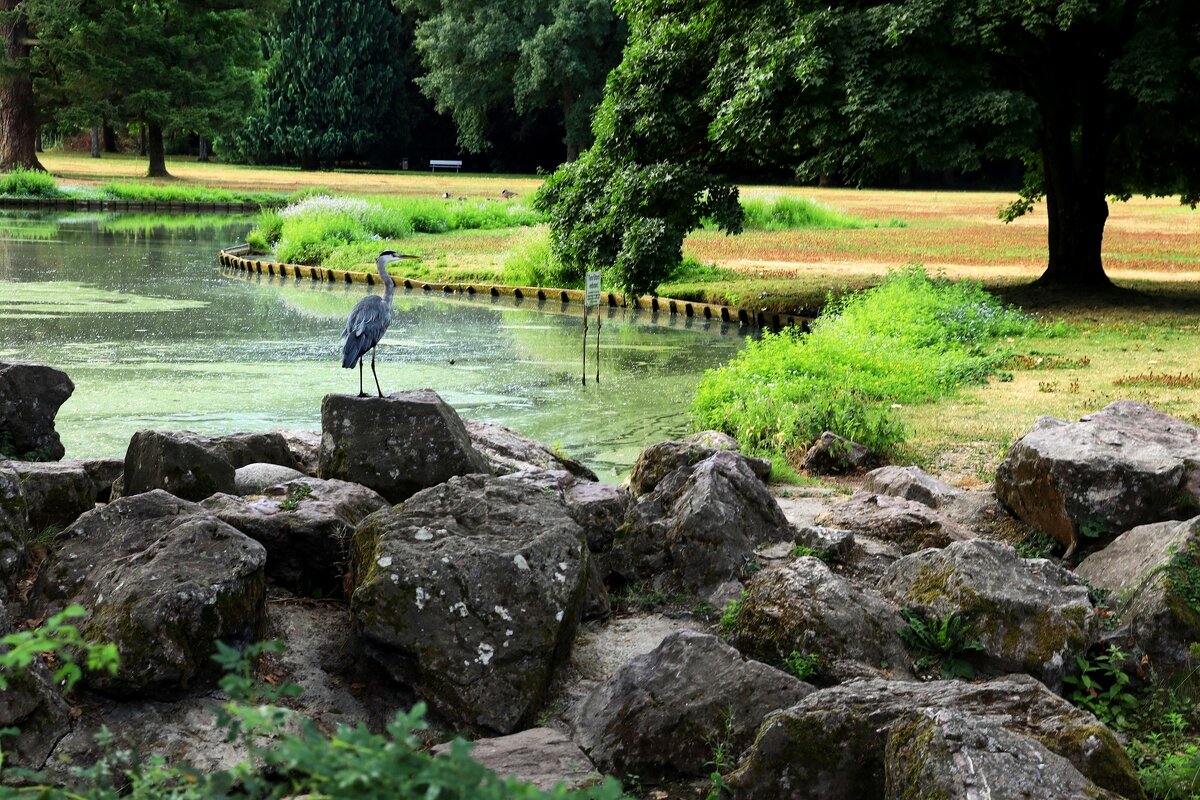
[784,650,821,681]
[790,544,830,562]
[1063,645,1140,730]
[898,608,985,680]
[720,591,748,637]
[280,483,313,511]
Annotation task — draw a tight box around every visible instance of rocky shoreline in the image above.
[2,360,1198,798]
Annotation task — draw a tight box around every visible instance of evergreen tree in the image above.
[263,0,412,170]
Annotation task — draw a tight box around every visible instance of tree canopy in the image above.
[538,0,1200,293]
[399,0,625,161]
[2,0,269,175]
[257,0,413,170]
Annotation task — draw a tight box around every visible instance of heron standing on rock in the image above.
[341,250,414,397]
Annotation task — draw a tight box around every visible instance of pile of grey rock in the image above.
[2,359,1195,799]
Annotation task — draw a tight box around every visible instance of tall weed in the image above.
[692,268,1036,460]
[0,167,63,198]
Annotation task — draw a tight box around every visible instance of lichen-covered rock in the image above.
[211,430,303,471]
[275,429,322,476]
[0,463,28,595]
[33,490,267,697]
[80,458,124,503]
[0,607,72,770]
[42,696,255,787]
[0,361,73,461]
[575,630,813,783]
[995,401,1200,554]
[628,439,770,497]
[465,419,598,481]
[349,474,587,734]
[203,477,389,595]
[320,390,491,504]
[730,558,912,683]
[791,525,855,562]
[800,432,874,475]
[432,728,599,791]
[816,491,974,553]
[123,429,236,502]
[8,460,96,532]
[884,709,1123,799]
[863,465,963,509]
[612,451,792,598]
[1077,516,1200,674]
[878,540,1095,690]
[233,462,307,495]
[726,675,1144,800]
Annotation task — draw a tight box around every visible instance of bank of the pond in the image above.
[220,244,812,331]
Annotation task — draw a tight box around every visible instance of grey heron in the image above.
[341,250,414,397]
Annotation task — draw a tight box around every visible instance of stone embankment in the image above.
[3,358,1198,798]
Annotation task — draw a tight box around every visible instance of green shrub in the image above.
[0,167,62,198]
[739,196,866,230]
[719,591,747,636]
[502,233,579,287]
[783,650,821,681]
[692,268,1035,460]
[0,617,627,798]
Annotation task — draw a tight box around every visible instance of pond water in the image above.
[0,211,750,479]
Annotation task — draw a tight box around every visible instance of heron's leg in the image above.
[371,346,383,397]
[358,357,367,398]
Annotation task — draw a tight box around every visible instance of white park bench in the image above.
[429,159,463,172]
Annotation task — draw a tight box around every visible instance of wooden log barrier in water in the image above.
[216,244,812,331]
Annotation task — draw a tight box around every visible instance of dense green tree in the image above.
[540,0,1200,292]
[257,0,412,170]
[400,0,624,161]
[33,0,269,176]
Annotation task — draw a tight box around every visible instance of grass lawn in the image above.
[35,150,1200,479]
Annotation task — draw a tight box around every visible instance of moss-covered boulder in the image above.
[203,476,388,596]
[884,709,1123,799]
[8,460,96,532]
[627,438,770,497]
[0,361,73,461]
[0,607,71,770]
[574,630,813,784]
[995,400,1200,555]
[32,490,267,698]
[0,462,27,596]
[123,429,236,502]
[878,540,1095,690]
[730,557,913,684]
[815,491,974,554]
[319,390,491,504]
[726,675,1144,800]
[1077,515,1200,675]
[348,473,588,734]
[611,450,792,599]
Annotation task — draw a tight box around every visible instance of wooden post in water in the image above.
[581,303,589,386]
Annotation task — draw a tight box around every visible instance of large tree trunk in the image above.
[147,123,170,177]
[1037,177,1111,287]
[0,0,44,172]
[103,123,118,153]
[90,127,101,158]
[198,135,209,162]
[300,150,319,171]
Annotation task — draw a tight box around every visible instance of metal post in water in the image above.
[595,314,601,383]
[582,304,588,386]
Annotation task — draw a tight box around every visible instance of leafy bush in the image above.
[784,650,821,681]
[0,167,62,198]
[692,268,1035,460]
[1064,645,1140,729]
[0,616,627,799]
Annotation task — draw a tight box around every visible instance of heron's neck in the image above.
[377,259,396,296]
